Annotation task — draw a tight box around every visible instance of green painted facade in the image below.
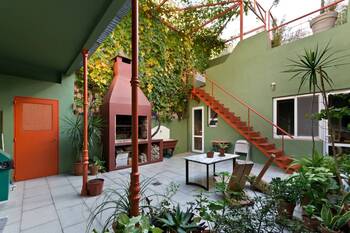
[0,74,75,173]
[169,9,350,164]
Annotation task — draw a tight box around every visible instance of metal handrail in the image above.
[268,0,345,32]
[201,76,293,140]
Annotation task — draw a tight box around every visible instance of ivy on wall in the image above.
[76,0,241,121]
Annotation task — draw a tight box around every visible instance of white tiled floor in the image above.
[0,153,287,233]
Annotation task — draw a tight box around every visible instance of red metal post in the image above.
[80,49,89,196]
[130,0,141,217]
[239,0,243,41]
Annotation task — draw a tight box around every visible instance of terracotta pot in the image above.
[89,164,99,176]
[310,11,338,34]
[219,148,225,157]
[302,214,320,231]
[73,162,83,176]
[277,200,295,219]
[319,225,340,233]
[207,151,214,158]
[87,178,104,196]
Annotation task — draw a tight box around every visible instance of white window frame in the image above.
[208,107,218,128]
[273,93,323,140]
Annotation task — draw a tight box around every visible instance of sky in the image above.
[221,0,347,40]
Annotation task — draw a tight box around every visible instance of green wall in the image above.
[0,74,75,174]
[172,11,350,164]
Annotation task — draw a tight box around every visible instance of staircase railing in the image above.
[198,77,293,153]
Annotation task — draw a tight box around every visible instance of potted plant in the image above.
[89,156,105,176]
[310,0,338,34]
[217,143,229,157]
[207,151,214,158]
[317,204,350,233]
[87,163,105,196]
[302,204,321,231]
[63,115,83,175]
[270,177,300,219]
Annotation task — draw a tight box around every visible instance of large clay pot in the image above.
[87,178,104,196]
[207,151,214,158]
[277,200,295,219]
[73,162,83,176]
[302,214,320,231]
[319,225,340,233]
[310,11,338,34]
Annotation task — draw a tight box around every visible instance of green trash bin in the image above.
[0,149,12,202]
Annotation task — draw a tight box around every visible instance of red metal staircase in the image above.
[192,79,298,173]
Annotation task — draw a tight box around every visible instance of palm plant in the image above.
[63,114,83,161]
[285,42,349,190]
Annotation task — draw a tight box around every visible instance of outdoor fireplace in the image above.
[102,55,163,171]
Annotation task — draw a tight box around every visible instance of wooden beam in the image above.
[171,0,238,12]
[192,3,239,33]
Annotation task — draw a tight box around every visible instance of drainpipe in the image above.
[240,0,244,41]
[130,0,141,216]
[81,49,89,196]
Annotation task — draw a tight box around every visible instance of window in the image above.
[274,94,320,138]
[208,107,218,127]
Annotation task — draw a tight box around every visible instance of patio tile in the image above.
[23,185,50,199]
[23,194,52,211]
[21,220,62,233]
[57,204,90,228]
[2,222,20,233]
[47,176,70,188]
[50,185,76,197]
[24,178,47,190]
[0,207,21,225]
[63,222,87,233]
[21,204,58,231]
[52,192,83,210]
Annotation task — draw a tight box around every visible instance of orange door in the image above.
[14,97,59,181]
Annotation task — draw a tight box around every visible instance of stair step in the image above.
[247,131,260,137]
[238,126,253,132]
[259,143,275,150]
[267,149,284,156]
[251,137,267,143]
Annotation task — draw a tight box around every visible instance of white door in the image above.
[192,106,204,153]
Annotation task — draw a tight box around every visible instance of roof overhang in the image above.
[0,0,130,83]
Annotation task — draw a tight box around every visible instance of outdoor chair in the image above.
[234,139,251,161]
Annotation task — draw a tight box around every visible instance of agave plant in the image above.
[157,204,203,233]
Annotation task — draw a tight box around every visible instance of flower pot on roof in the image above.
[310,1,338,34]
[207,151,214,158]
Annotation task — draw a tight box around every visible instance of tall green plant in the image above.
[285,43,349,187]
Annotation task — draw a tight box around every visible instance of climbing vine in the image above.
[76,0,243,121]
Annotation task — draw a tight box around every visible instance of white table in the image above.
[184,152,239,190]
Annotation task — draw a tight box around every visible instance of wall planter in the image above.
[87,178,104,196]
[310,11,338,34]
[73,162,83,176]
[219,148,225,157]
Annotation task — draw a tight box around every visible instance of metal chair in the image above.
[233,140,251,161]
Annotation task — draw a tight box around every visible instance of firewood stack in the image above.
[151,144,160,161]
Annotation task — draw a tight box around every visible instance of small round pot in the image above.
[302,214,320,231]
[87,178,104,196]
[219,148,225,157]
[73,162,83,176]
[277,200,295,219]
[207,151,214,158]
[319,225,340,233]
[89,164,99,176]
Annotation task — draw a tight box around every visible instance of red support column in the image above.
[130,0,141,216]
[240,0,244,41]
[81,49,89,196]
